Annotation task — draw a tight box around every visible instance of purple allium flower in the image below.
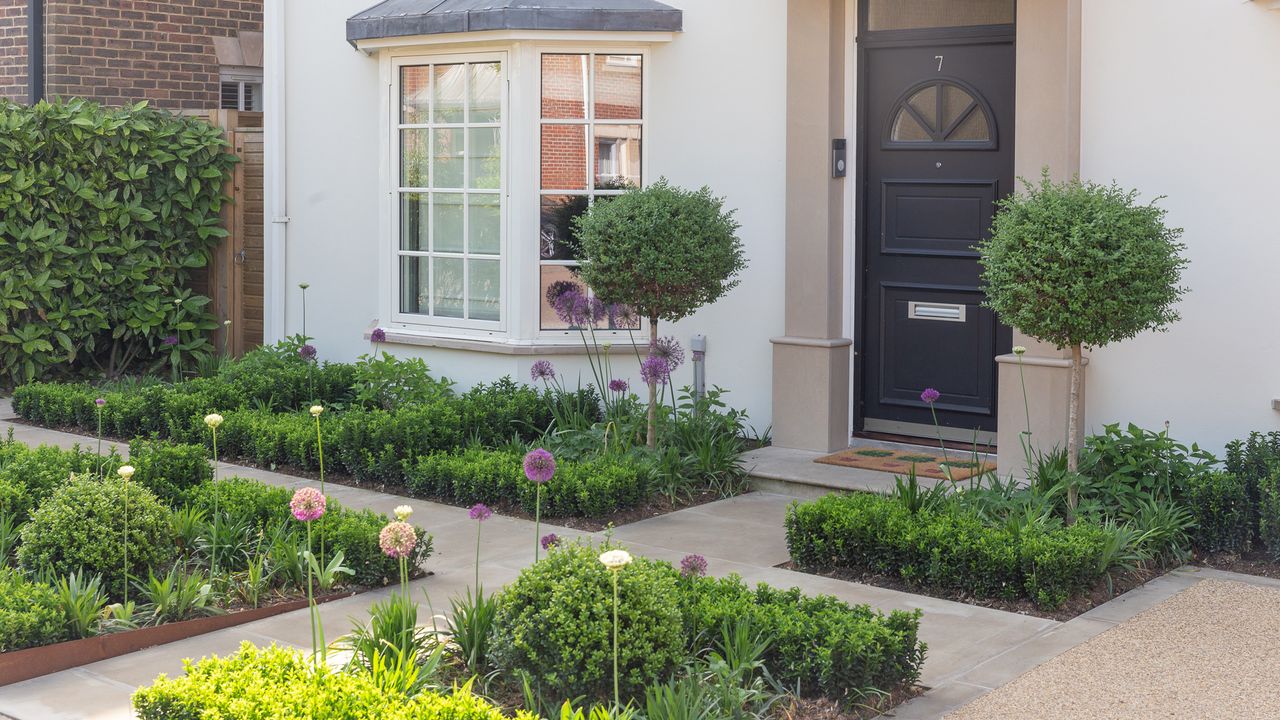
[523,448,556,485]
[162,335,179,346]
[298,344,317,361]
[680,554,708,578]
[94,397,106,407]
[469,503,492,522]
[553,289,607,328]
[640,355,671,386]
[379,521,417,559]
[289,487,327,522]
[530,360,556,382]
[649,337,686,372]
[920,387,941,404]
[608,303,641,330]
[540,533,560,551]
[370,327,386,343]
[545,280,581,308]
[608,378,630,394]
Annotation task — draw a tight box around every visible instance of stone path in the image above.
[0,409,1257,719]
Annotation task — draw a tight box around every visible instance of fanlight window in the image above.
[888,80,994,147]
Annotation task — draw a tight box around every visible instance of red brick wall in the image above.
[0,0,28,101]
[43,0,261,110]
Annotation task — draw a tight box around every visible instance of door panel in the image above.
[858,33,1014,436]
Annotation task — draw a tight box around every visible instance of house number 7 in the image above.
[935,55,944,71]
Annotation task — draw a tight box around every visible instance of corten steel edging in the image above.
[0,591,356,687]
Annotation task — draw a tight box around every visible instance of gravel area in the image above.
[947,579,1280,720]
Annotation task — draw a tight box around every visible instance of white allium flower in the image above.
[394,505,413,521]
[1012,345,1027,356]
[599,549,633,571]
[117,465,135,480]
[204,413,224,429]
[310,405,324,418]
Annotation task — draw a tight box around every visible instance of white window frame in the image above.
[533,47,650,344]
[388,51,510,333]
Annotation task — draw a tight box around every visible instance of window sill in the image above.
[365,328,644,356]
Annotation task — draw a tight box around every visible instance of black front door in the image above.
[857,23,1015,440]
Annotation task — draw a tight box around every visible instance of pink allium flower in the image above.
[290,487,327,522]
[540,533,560,550]
[370,327,387,343]
[608,379,629,394]
[469,503,492,522]
[379,521,417,559]
[523,448,556,485]
[680,554,708,577]
[920,388,941,404]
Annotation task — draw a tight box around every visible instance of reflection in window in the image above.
[539,53,644,330]
[888,81,992,145]
[866,0,1014,32]
[396,60,504,325]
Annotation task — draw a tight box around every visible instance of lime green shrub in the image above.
[18,475,174,597]
[132,642,532,720]
[0,98,238,384]
[0,440,103,521]
[489,541,687,701]
[0,568,64,651]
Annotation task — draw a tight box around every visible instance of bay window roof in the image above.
[347,0,683,45]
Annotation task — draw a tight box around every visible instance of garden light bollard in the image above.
[691,334,707,406]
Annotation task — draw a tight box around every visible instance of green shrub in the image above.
[490,541,687,701]
[18,475,174,598]
[184,477,291,529]
[0,440,105,521]
[1080,423,1218,513]
[785,492,1110,609]
[0,568,64,651]
[678,574,924,699]
[0,98,236,384]
[125,439,212,504]
[132,642,530,720]
[1226,431,1280,550]
[459,377,598,445]
[332,403,465,484]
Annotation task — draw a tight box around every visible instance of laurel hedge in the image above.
[0,98,237,384]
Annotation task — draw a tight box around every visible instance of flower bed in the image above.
[0,437,431,656]
[12,335,756,522]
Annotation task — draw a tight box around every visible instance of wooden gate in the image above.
[206,110,264,357]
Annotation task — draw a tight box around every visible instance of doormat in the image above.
[814,447,995,481]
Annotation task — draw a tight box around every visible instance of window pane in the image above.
[891,110,932,142]
[541,54,587,119]
[434,128,464,189]
[401,129,429,187]
[540,265,584,330]
[401,66,431,124]
[433,257,464,318]
[399,256,428,314]
[400,194,427,250]
[594,124,641,189]
[433,193,464,253]
[539,195,587,260]
[469,194,501,256]
[866,0,1014,31]
[434,64,465,123]
[469,259,501,321]
[468,127,501,189]
[593,55,642,120]
[541,124,588,190]
[470,62,501,123]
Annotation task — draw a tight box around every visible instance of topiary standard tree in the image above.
[978,172,1188,510]
[574,178,746,447]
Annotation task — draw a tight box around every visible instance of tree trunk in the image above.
[1066,342,1083,515]
[646,315,658,448]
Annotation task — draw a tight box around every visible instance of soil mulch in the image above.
[1193,549,1280,579]
[775,561,1164,622]
[6,416,734,531]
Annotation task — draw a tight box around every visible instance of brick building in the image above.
[0,0,262,111]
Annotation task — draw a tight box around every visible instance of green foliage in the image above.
[448,586,499,673]
[0,568,64,651]
[490,541,687,702]
[405,448,650,518]
[979,172,1188,349]
[1226,431,1280,551]
[0,439,104,521]
[1079,422,1217,513]
[785,492,1113,609]
[56,570,110,638]
[126,438,212,504]
[350,352,454,410]
[0,98,237,384]
[132,642,531,720]
[679,574,923,701]
[18,475,174,598]
[184,476,291,529]
[136,566,217,623]
[573,179,746,325]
